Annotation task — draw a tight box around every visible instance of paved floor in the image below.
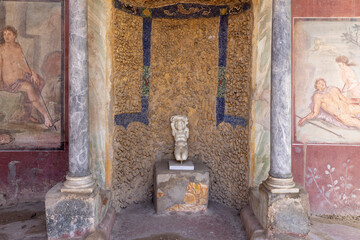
[309,216,360,240]
[1,201,360,240]
[0,202,47,240]
[112,201,246,240]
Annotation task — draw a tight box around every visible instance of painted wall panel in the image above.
[0,0,68,205]
[292,0,360,214]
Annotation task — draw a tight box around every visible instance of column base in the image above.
[46,182,102,239]
[262,176,299,193]
[61,174,96,194]
[249,184,310,239]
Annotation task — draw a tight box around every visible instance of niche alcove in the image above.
[111,0,253,211]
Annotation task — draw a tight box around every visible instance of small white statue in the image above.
[170,115,189,163]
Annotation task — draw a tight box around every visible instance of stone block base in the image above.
[250,184,310,238]
[154,161,210,214]
[85,206,116,240]
[45,183,102,239]
[240,205,265,240]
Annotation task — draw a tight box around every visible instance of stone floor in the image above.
[1,201,360,240]
[112,201,246,240]
[309,216,360,240]
[0,202,47,240]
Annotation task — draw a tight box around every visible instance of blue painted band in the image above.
[114,0,250,18]
[216,97,225,125]
[114,0,249,128]
[216,97,247,128]
[218,14,228,67]
[224,115,247,128]
[114,97,149,128]
[143,18,152,66]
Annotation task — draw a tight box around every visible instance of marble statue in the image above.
[170,115,189,163]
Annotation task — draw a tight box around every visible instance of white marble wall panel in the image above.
[250,0,272,186]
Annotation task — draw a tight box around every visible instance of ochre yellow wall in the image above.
[111,1,253,211]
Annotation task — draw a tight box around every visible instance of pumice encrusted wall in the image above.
[111,0,253,211]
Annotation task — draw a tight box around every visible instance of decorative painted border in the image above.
[114,1,249,128]
[114,1,250,19]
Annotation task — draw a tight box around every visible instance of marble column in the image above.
[247,1,309,236]
[263,0,298,193]
[45,1,109,238]
[62,0,95,192]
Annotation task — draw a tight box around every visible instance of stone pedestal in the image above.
[154,161,209,214]
[250,184,310,238]
[45,183,102,239]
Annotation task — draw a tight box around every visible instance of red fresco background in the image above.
[0,1,69,204]
[292,0,360,214]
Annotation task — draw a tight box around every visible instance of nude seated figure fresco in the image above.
[171,115,189,163]
[298,78,360,130]
[0,25,53,128]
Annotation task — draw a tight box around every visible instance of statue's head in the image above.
[170,115,188,132]
[175,120,185,130]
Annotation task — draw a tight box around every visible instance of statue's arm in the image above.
[171,122,176,136]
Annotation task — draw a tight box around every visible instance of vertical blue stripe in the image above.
[218,14,228,67]
[143,18,152,66]
[216,97,225,126]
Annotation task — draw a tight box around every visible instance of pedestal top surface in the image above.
[155,161,209,174]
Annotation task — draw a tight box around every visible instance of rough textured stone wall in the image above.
[111,0,253,211]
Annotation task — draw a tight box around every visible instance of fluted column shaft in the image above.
[269,0,292,179]
[68,0,90,177]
